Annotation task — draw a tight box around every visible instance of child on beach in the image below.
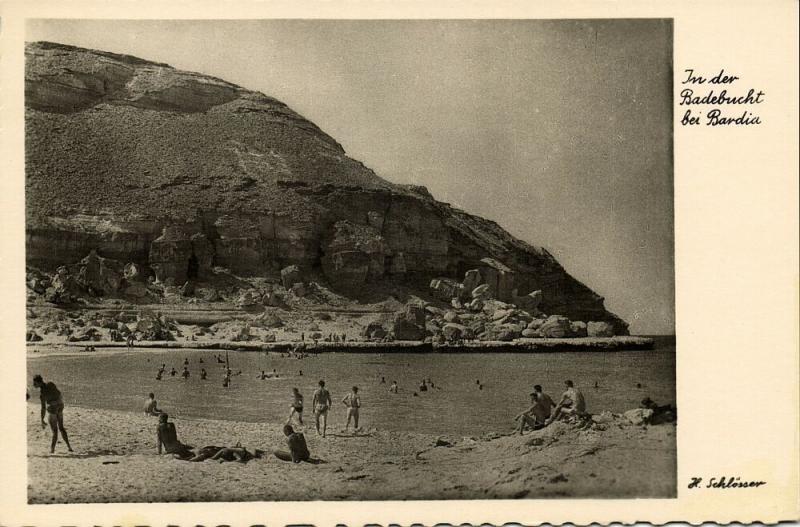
[312,380,332,438]
[33,374,73,454]
[341,386,361,432]
[288,387,304,425]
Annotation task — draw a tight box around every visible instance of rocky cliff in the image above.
[25,41,628,333]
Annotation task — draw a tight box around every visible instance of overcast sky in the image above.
[28,19,674,334]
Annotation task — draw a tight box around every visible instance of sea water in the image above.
[27,339,675,437]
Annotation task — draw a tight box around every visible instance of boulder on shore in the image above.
[391,303,427,341]
[539,315,571,338]
[587,321,615,337]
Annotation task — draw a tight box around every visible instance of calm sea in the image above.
[28,337,675,437]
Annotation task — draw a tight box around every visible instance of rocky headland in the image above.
[25,41,635,349]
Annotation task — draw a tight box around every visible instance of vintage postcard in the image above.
[0,1,797,525]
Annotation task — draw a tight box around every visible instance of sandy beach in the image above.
[27,402,676,502]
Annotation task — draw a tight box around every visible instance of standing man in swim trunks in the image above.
[341,386,361,432]
[312,380,332,437]
[33,374,73,454]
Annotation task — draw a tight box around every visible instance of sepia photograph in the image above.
[22,18,677,503]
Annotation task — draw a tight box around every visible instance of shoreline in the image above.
[27,335,656,354]
[27,402,676,502]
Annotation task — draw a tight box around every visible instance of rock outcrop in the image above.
[25,41,628,333]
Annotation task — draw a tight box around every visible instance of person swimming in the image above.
[170,368,177,377]
[257,370,268,380]
[419,380,428,392]
[182,367,190,380]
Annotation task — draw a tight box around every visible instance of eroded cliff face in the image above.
[25,41,628,333]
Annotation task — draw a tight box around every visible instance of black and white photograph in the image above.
[22,17,679,503]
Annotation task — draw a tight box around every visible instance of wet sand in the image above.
[27,403,676,502]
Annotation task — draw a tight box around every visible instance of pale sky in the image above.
[27,19,674,334]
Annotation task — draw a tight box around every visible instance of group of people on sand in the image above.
[286,380,362,438]
[514,380,587,434]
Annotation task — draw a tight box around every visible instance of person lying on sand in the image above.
[545,380,587,425]
[185,444,263,463]
[274,424,310,463]
[156,413,194,459]
[144,393,163,416]
[33,374,73,454]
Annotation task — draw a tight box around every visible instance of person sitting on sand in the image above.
[546,380,587,425]
[514,392,543,435]
[312,380,332,438]
[288,387,304,425]
[144,393,163,416]
[389,380,398,394]
[156,414,193,459]
[532,384,556,420]
[342,386,361,432]
[33,374,73,454]
[274,424,311,463]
